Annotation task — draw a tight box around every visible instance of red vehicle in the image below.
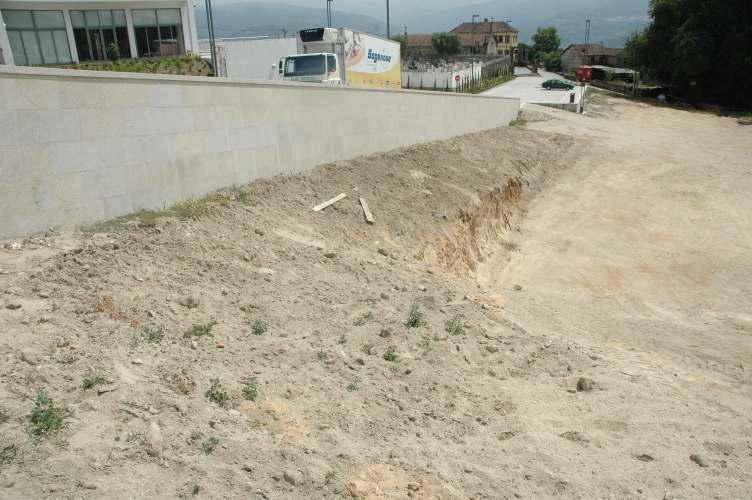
[576,65,593,82]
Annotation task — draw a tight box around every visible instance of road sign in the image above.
[455,75,460,82]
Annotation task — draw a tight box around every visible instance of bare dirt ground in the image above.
[1,93,751,499]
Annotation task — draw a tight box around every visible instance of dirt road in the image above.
[480,96,752,498]
[0,93,750,499]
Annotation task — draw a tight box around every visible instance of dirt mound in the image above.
[0,125,601,498]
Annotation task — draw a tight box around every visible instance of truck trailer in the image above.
[280,28,401,89]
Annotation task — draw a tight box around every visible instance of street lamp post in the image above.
[204,0,217,76]
[472,14,479,54]
[327,0,333,28]
[386,0,390,38]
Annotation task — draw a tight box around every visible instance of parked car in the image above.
[543,79,574,90]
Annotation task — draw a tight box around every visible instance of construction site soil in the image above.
[1,94,751,499]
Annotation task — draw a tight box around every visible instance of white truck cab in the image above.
[280,52,342,85]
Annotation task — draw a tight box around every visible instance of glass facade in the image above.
[132,9,183,58]
[2,7,188,65]
[70,10,130,61]
[2,9,72,65]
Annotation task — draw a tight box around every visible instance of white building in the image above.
[0,0,200,66]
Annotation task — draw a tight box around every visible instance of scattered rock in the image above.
[38,292,50,299]
[690,454,709,468]
[407,482,420,491]
[5,302,22,310]
[380,292,390,300]
[283,470,304,486]
[635,454,654,462]
[576,377,595,392]
[216,342,225,349]
[254,229,265,236]
[417,285,427,292]
[20,350,38,365]
[323,252,337,259]
[131,358,144,365]
[486,345,499,353]
[177,296,199,309]
[379,328,392,338]
[146,421,164,457]
[738,118,752,126]
[560,431,589,443]
[377,248,389,257]
[513,285,523,291]
[191,341,198,350]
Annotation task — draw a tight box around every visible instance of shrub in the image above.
[28,392,70,438]
[184,322,217,338]
[205,379,230,408]
[405,305,427,328]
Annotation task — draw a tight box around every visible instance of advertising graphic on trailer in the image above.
[343,30,401,89]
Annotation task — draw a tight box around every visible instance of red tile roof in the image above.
[451,21,518,34]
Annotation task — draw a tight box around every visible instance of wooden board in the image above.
[312,193,347,212]
[359,197,375,224]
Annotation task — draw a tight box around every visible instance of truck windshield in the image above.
[284,55,327,77]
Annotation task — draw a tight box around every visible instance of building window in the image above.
[131,9,183,58]
[70,10,130,61]
[1,9,71,65]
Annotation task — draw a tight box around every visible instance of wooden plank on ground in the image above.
[359,197,375,224]
[312,193,347,212]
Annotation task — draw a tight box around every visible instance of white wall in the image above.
[200,37,298,80]
[402,63,482,91]
[0,66,520,239]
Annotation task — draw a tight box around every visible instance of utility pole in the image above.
[386,0,390,38]
[327,0,333,28]
[585,19,591,45]
[472,14,479,54]
[204,0,217,76]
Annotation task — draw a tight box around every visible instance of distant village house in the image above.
[560,43,624,73]
[406,20,519,60]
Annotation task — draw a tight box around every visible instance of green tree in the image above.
[531,27,561,60]
[431,32,461,58]
[623,0,752,107]
[542,50,562,72]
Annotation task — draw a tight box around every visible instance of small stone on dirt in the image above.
[513,285,523,291]
[417,285,427,292]
[486,345,499,353]
[379,328,392,338]
[177,296,199,309]
[380,292,390,300]
[254,229,265,236]
[690,454,709,467]
[131,358,144,365]
[377,248,389,257]
[323,252,337,259]
[5,302,22,310]
[283,470,304,486]
[576,377,595,392]
[635,454,654,462]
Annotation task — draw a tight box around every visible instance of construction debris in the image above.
[359,197,375,224]
[313,193,347,212]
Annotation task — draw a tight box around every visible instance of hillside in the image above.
[197,0,650,47]
[196,2,386,39]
